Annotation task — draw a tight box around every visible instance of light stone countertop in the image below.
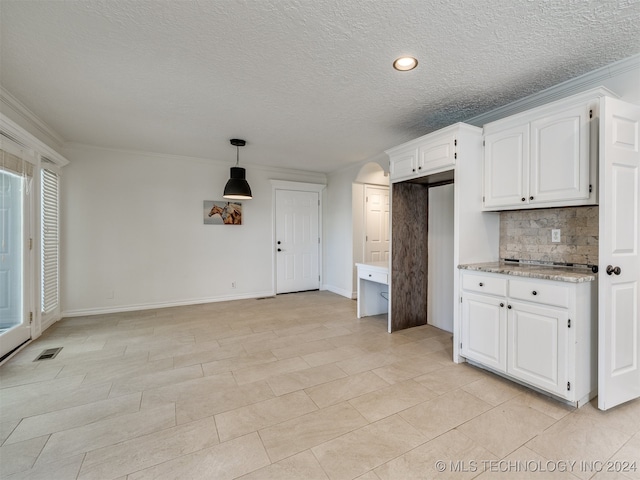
[458,261,597,283]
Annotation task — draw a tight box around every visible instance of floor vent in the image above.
[34,347,62,361]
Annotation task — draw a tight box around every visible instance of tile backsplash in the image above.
[499,206,598,265]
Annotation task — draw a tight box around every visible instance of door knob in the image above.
[606,265,621,275]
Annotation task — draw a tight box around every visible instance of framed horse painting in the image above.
[203,200,243,225]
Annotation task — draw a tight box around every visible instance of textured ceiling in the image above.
[1,0,639,173]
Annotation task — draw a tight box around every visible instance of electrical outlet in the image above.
[551,229,561,243]
[231,281,236,289]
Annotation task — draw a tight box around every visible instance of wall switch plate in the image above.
[551,229,561,243]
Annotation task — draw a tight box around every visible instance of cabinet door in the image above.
[530,104,591,204]
[461,293,507,372]
[417,136,455,175]
[507,301,569,397]
[389,150,417,182]
[483,124,529,209]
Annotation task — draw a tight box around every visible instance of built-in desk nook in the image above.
[355,262,389,318]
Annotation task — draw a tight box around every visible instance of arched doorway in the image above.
[351,161,389,295]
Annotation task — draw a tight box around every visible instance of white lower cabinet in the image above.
[508,301,568,397]
[461,293,507,373]
[460,270,596,406]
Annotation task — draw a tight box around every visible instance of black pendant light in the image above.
[223,139,252,200]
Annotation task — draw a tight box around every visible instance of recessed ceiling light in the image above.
[393,56,418,71]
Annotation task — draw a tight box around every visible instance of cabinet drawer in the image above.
[509,279,569,308]
[462,274,507,296]
[360,270,388,285]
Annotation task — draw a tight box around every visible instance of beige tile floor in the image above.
[1,291,639,479]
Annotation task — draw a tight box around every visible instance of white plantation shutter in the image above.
[41,168,59,314]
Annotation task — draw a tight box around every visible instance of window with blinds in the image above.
[41,168,59,314]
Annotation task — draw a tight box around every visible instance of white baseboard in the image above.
[323,284,356,299]
[40,315,60,333]
[61,290,275,318]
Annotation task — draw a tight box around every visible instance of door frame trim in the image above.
[270,180,326,296]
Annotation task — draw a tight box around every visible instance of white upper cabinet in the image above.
[530,105,591,204]
[386,124,460,182]
[417,137,455,175]
[388,150,417,180]
[483,124,529,208]
[482,89,608,211]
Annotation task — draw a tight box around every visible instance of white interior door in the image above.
[598,97,640,411]
[364,185,389,263]
[275,189,320,294]
[0,169,30,358]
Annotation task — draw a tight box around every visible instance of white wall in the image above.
[61,145,325,315]
[427,183,454,332]
[323,164,358,298]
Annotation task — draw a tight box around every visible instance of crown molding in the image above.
[0,86,66,149]
[0,113,69,166]
[465,53,640,127]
